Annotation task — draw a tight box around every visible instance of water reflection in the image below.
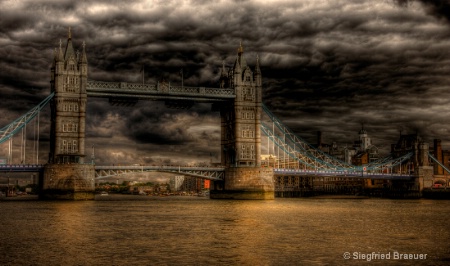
[0,197,449,265]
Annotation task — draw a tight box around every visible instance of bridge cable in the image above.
[261,104,414,172]
[0,92,54,145]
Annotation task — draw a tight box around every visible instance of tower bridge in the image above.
[1,30,446,200]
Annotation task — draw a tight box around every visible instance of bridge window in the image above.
[62,122,78,132]
[69,105,73,111]
[62,140,67,153]
[242,126,254,138]
[72,140,77,153]
[63,104,67,111]
[242,112,255,120]
[240,144,255,160]
[74,104,79,111]
[243,88,254,101]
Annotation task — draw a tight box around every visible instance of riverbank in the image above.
[0,193,209,201]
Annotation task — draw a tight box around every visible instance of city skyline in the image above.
[1,0,450,165]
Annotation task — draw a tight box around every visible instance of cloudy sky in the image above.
[1,0,450,166]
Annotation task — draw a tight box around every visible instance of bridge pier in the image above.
[210,167,274,200]
[40,164,95,200]
[412,142,433,196]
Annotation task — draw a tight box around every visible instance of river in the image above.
[0,195,449,265]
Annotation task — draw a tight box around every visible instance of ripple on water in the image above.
[0,197,449,265]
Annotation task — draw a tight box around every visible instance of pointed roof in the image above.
[220,61,227,77]
[52,48,57,67]
[79,41,87,64]
[64,27,75,61]
[233,42,247,72]
[254,54,261,75]
[57,39,64,62]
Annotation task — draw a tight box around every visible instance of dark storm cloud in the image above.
[1,0,450,164]
[424,0,450,22]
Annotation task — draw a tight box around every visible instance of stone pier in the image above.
[210,167,274,200]
[40,164,95,200]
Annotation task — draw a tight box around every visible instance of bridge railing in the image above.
[0,164,45,172]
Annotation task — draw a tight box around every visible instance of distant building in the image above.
[170,175,185,191]
[169,175,209,192]
[315,128,379,166]
[351,127,379,165]
[261,154,277,167]
[315,131,346,162]
[432,139,450,177]
[344,147,357,165]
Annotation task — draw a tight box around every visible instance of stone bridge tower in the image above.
[41,29,95,200]
[211,44,274,199]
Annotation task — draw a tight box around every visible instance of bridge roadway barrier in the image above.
[0,164,45,172]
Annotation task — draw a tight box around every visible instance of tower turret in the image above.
[219,61,228,88]
[254,54,262,87]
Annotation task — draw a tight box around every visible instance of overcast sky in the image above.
[1,0,450,166]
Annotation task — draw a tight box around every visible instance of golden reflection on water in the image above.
[0,197,449,265]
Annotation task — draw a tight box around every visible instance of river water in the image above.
[0,195,449,266]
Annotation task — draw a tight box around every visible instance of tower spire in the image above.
[238,41,243,55]
[57,39,63,61]
[80,41,87,64]
[255,54,261,74]
[221,60,226,76]
[68,27,71,40]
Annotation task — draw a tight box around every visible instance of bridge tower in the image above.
[40,29,95,200]
[211,44,274,199]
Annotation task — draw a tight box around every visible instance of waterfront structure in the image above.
[38,31,273,200]
[211,44,274,199]
[41,29,95,200]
